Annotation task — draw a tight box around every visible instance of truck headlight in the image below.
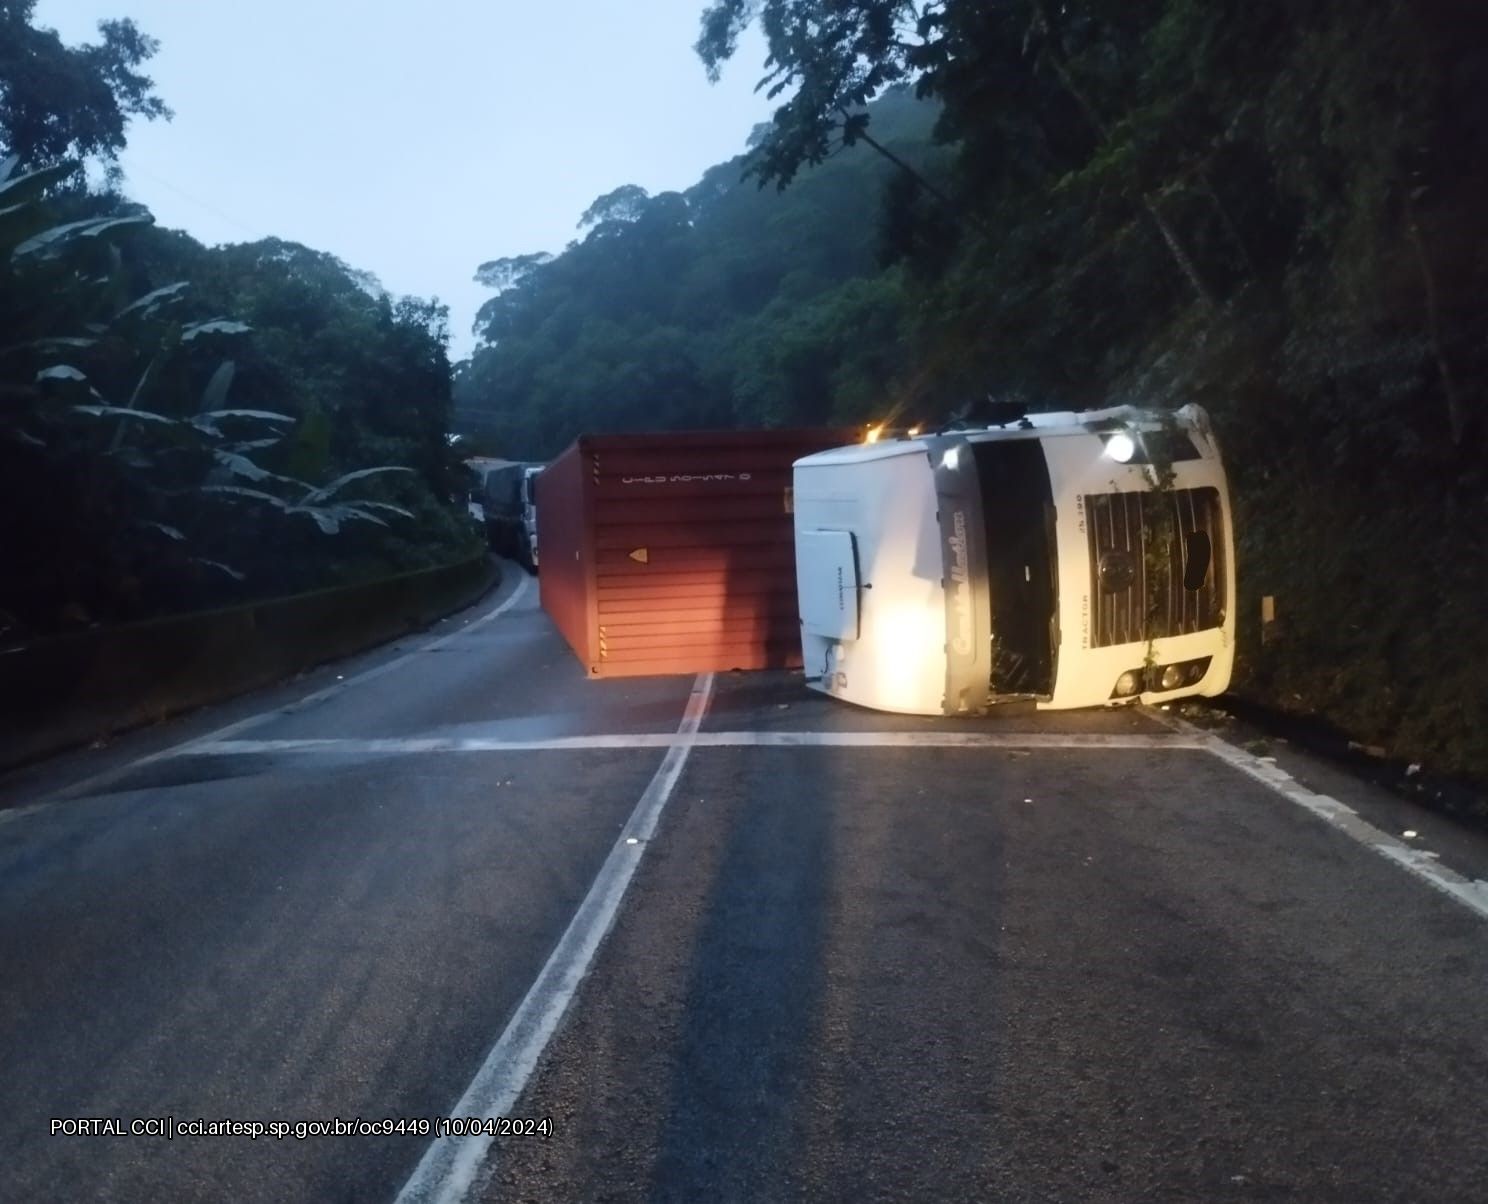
[1103,432,1137,463]
[1150,657,1211,692]
[1113,670,1142,697]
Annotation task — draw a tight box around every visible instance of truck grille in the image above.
[1085,487,1225,649]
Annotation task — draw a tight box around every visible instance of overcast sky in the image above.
[31,1,777,359]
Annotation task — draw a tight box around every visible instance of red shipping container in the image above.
[538,428,862,677]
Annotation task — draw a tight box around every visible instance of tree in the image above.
[696,0,919,187]
[474,252,553,292]
[0,0,171,169]
[453,88,943,457]
[578,184,652,231]
[697,0,1226,304]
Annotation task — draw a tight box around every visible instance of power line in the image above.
[124,162,264,241]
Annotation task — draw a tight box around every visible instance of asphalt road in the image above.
[2,568,1486,1203]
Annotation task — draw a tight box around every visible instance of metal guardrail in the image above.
[0,553,499,771]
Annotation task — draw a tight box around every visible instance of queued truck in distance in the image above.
[466,457,542,570]
[520,465,541,570]
[792,405,1235,715]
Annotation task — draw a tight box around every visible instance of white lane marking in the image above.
[186,731,1206,757]
[1146,708,1488,923]
[0,802,45,830]
[3,573,531,814]
[394,673,716,1204]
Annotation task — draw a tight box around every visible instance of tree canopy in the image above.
[455,0,1488,781]
[0,4,474,643]
[2,0,1487,783]
[454,85,947,456]
[0,0,171,169]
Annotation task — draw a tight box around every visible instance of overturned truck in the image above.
[792,405,1235,714]
[537,407,1236,714]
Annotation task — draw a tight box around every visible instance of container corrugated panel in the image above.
[538,428,861,677]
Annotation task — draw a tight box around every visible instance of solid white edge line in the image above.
[185,731,1209,756]
[1144,707,1488,922]
[393,672,715,1204]
[9,572,531,813]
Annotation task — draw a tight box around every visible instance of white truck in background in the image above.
[465,457,542,570]
[792,405,1235,715]
[521,465,541,572]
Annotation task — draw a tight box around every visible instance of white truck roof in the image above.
[797,404,1214,466]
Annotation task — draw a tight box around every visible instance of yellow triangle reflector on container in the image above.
[628,548,649,564]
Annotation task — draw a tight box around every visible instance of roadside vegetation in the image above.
[0,2,478,649]
[457,0,1488,789]
[454,87,948,456]
[3,1,1483,796]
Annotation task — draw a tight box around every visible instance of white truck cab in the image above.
[793,405,1235,714]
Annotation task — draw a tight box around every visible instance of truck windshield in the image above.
[970,440,1057,697]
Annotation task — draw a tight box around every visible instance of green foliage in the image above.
[0,158,473,638]
[696,0,921,188]
[1231,471,1488,781]
[0,0,171,169]
[0,2,476,649]
[723,272,909,426]
[255,0,1488,785]
[455,86,944,456]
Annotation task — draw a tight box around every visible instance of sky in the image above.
[31,1,778,360]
